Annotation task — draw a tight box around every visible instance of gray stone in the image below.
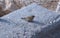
[0,3,60,38]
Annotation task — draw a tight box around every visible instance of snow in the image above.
[0,3,60,38]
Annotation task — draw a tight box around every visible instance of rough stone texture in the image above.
[0,3,60,38]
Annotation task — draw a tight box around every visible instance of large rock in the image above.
[0,3,60,38]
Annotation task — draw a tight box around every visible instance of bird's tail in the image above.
[21,18,25,19]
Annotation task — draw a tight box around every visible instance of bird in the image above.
[21,15,35,22]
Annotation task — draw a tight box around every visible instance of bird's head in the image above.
[32,15,35,18]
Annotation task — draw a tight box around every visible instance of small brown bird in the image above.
[21,15,35,22]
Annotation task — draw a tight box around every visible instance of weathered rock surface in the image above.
[0,3,60,38]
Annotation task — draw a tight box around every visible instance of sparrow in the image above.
[21,15,35,22]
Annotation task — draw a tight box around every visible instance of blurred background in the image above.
[0,0,59,17]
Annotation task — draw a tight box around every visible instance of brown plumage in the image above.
[21,15,35,22]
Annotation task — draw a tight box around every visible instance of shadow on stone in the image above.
[31,21,45,25]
